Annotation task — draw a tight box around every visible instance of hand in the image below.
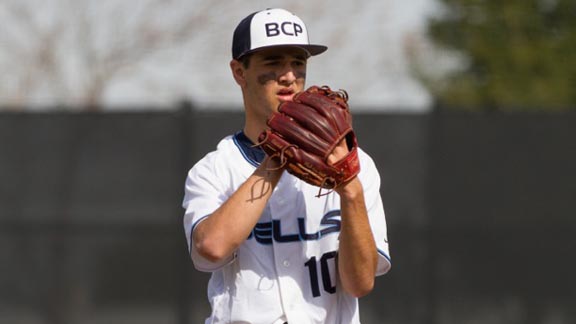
[327,138,350,165]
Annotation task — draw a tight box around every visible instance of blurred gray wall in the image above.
[0,109,574,324]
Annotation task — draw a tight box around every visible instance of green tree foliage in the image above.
[425,0,576,111]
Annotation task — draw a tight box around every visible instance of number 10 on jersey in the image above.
[304,251,337,297]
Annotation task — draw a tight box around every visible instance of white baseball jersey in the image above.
[183,131,391,324]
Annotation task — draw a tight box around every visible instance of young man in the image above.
[183,8,391,324]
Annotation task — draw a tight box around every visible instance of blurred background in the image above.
[1,0,575,323]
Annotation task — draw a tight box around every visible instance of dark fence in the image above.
[0,109,574,324]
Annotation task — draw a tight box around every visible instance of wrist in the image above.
[335,177,363,199]
[255,157,284,183]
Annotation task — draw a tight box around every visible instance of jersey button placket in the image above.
[271,175,306,323]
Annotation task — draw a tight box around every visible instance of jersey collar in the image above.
[233,131,265,167]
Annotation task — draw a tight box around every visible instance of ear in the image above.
[230,59,247,87]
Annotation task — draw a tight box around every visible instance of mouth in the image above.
[277,88,295,102]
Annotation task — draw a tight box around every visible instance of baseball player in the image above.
[182,8,391,324]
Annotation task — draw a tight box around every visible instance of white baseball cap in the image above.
[232,8,328,60]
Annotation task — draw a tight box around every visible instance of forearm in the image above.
[193,162,283,262]
[336,178,378,297]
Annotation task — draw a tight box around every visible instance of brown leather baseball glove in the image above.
[257,85,360,194]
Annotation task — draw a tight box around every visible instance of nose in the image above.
[278,66,297,85]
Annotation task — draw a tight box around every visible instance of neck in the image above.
[243,113,267,145]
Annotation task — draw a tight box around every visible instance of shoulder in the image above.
[191,135,234,168]
[186,134,257,186]
[356,147,382,191]
[357,147,379,173]
[187,135,237,180]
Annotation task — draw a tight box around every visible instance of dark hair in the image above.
[239,54,252,69]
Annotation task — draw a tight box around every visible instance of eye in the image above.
[293,60,306,67]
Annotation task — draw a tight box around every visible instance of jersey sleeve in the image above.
[358,150,392,276]
[182,154,235,272]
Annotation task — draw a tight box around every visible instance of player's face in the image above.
[241,46,308,119]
